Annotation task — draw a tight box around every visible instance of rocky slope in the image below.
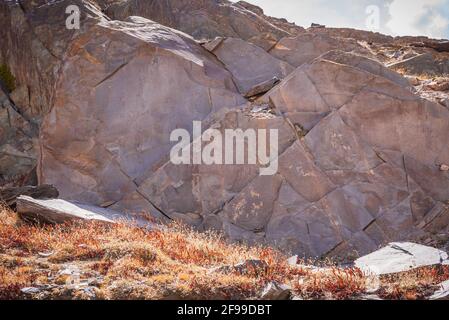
[1,0,449,259]
[99,0,304,49]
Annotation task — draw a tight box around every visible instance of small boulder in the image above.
[286,255,299,267]
[425,80,449,92]
[244,76,280,98]
[358,294,383,300]
[355,242,449,275]
[232,259,269,275]
[404,75,420,86]
[439,98,449,109]
[260,282,292,300]
[429,280,449,300]
[215,259,269,275]
[20,287,42,295]
[311,23,326,28]
[16,196,153,228]
[202,37,225,52]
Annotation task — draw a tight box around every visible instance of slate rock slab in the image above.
[355,242,449,275]
[429,280,449,300]
[16,196,152,228]
[260,282,292,300]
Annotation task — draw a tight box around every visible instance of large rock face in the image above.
[3,0,449,259]
[258,57,449,257]
[112,108,297,228]
[39,16,244,206]
[111,53,449,258]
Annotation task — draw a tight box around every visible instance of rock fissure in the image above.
[135,188,173,221]
[94,61,129,87]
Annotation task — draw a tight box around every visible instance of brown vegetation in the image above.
[0,204,447,300]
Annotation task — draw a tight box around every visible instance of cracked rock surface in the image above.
[1,0,449,258]
[39,15,244,207]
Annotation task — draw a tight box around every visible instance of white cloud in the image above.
[386,0,449,38]
[232,0,449,39]
[234,0,388,30]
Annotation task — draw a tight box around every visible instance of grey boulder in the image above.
[260,282,292,300]
[355,242,449,275]
[16,195,152,227]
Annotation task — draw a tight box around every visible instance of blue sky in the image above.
[233,0,449,39]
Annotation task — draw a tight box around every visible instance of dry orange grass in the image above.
[393,68,449,82]
[0,204,447,300]
[378,265,449,300]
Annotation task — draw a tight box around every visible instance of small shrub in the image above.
[0,64,16,92]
